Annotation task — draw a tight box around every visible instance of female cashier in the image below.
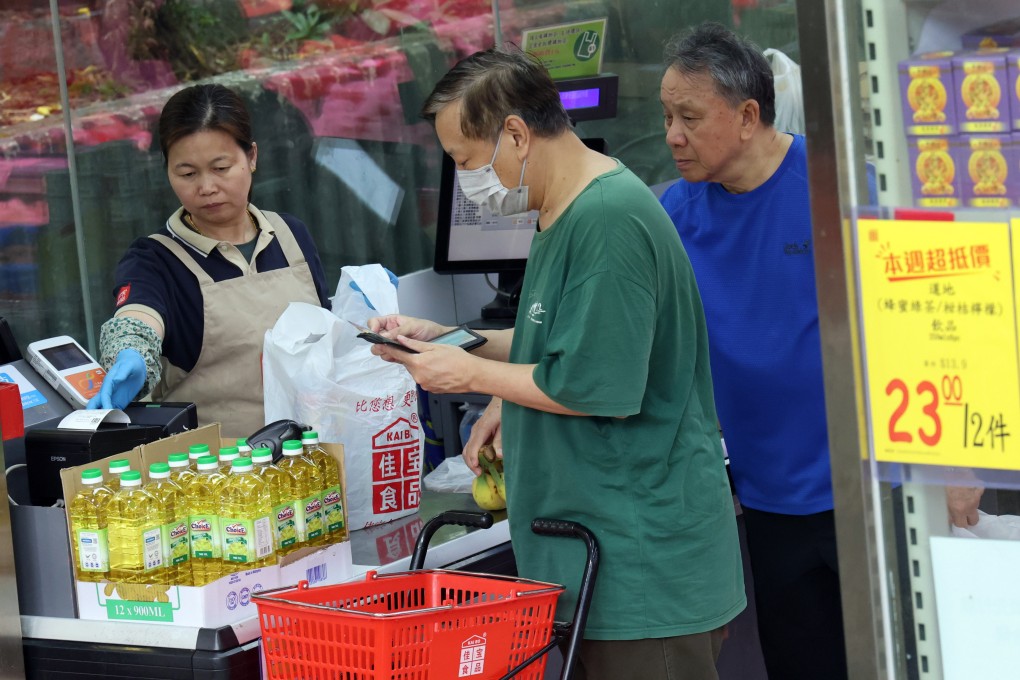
[87,84,331,436]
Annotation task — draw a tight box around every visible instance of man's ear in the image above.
[503,115,531,159]
[739,99,761,139]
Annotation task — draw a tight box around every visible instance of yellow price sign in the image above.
[857,218,1020,469]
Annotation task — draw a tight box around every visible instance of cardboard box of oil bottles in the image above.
[61,423,352,628]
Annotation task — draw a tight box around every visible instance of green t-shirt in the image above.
[504,163,745,640]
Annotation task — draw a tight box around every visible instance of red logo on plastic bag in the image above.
[371,417,421,514]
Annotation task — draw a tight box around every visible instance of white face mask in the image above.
[456,131,529,216]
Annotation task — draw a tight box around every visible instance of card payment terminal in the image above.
[25,335,105,409]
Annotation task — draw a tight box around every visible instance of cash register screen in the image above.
[38,343,91,371]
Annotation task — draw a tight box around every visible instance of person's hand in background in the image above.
[947,484,984,528]
[86,348,146,410]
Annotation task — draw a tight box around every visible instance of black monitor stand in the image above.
[476,271,524,328]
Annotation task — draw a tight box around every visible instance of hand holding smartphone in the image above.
[349,321,487,352]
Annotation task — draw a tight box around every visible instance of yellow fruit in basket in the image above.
[472,473,506,511]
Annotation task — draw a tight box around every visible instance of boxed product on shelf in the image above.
[1008,50,1020,130]
[952,49,1012,133]
[961,17,1020,50]
[957,134,1018,208]
[899,51,959,136]
[907,136,962,208]
[60,422,352,628]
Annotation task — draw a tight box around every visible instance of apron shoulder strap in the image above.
[149,234,215,286]
[261,211,307,265]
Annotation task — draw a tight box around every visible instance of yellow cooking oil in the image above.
[107,470,166,585]
[68,468,114,583]
[187,455,227,586]
[277,440,326,547]
[218,446,240,474]
[251,447,299,557]
[146,462,193,587]
[106,458,132,492]
[301,431,346,543]
[220,457,277,572]
[167,452,196,490]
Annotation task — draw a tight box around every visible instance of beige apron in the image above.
[149,212,320,437]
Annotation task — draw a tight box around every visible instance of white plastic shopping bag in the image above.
[951,511,1020,540]
[263,265,422,529]
[764,48,804,135]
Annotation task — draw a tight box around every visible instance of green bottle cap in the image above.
[251,447,273,462]
[81,468,103,483]
[188,444,210,459]
[236,438,249,446]
[301,431,318,440]
[281,440,303,454]
[120,470,143,485]
[231,457,254,471]
[197,455,220,470]
[109,459,131,473]
[167,453,189,466]
[149,462,171,475]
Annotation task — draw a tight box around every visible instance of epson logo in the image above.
[50,456,67,462]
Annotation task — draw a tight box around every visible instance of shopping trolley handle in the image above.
[409,510,494,570]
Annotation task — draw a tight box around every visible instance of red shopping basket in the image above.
[254,570,564,680]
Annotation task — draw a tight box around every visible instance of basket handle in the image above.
[409,511,494,570]
[531,518,600,680]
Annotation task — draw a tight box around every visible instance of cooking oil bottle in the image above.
[218,446,240,474]
[235,438,252,457]
[188,444,210,470]
[220,457,277,571]
[68,468,114,583]
[106,459,132,492]
[301,431,345,543]
[168,452,196,489]
[107,470,166,584]
[251,447,298,557]
[277,440,325,547]
[146,462,192,587]
[187,455,227,586]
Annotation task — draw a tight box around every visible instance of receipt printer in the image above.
[25,402,197,507]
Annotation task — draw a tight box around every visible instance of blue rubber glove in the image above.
[86,348,147,410]
[348,268,399,310]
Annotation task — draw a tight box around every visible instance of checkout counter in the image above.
[17,490,512,679]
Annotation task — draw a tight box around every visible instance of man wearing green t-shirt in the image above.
[368,47,744,680]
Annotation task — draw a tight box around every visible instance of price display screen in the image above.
[856,218,1020,470]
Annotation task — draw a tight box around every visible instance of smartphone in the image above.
[26,335,106,408]
[347,321,419,353]
[429,325,488,351]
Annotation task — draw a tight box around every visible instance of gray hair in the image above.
[421,46,571,141]
[663,22,775,127]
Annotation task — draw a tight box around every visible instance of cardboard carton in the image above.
[61,422,352,627]
[952,50,1011,133]
[899,51,959,136]
[958,133,1018,208]
[907,136,962,208]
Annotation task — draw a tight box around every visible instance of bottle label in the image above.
[166,520,191,566]
[143,526,164,572]
[303,494,324,540]
[189,514,221,559]
[221,516,274,563]
[77,528,109,572]
[322,485,344,534]
[254,517,274,559]
[221,517,254,563]
[274,502,297,548]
